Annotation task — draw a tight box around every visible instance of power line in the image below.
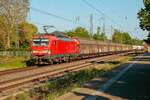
[29,20,67,32]
[96,0,122,18]
[82,0,123,30]
[30,7,88,28]
[82,0,105,17]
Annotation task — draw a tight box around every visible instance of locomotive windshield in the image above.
[32,38,49,46]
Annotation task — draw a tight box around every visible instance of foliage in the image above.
[145,32,150,44]
[0,18,37,49]
[65,27,90,39]
[122,32,132,44]
[19,22,38,40]
[112,29,122,43]
[138,0,150,31]
[16,92,31,100]
[66,27,142,45]
[112,29,143,45]
[66,26,108,41]
[0,0,30,49]
[132,38,143,45]
[93,27,107,41]
[18,22,38,49]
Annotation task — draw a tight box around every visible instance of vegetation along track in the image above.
[0,51,141,98]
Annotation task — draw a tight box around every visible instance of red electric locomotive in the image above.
[31,31,80,64]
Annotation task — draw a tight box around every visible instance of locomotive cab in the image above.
[30,31,80,64]
[31,34,54,64]
[32,38,51,56]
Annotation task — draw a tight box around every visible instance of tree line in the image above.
[0,0,37,50]
[65,27,143,45]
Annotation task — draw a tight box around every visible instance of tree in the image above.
[144,33,150,44]
[132,38,143,45]
[18,22,38,48]
[122,32,132,44]
[112,29,141,44]
[65,27,90,39]
[0,0,29,49]
[112,29,122,43]
[19,22,38,41]
[65,30,75,37]
[138,0,150,44]
[99,32,107,41]
[93,27,107,41]
[0,29,5,49]
[138,0,150,31]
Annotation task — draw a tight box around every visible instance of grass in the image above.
[7,56,133,100]
[44,56,132,100]
[0,56,27,70]
[94,56,132,71]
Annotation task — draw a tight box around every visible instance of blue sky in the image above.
[28,0,148,39]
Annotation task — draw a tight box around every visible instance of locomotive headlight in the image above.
[42,50,48,53]
[47,50,51,54]
[32,50,51,54]
[32,50,38,53]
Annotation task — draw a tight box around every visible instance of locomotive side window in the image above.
[32,38,49,46]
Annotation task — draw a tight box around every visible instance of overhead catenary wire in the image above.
[30,7,89,28]
[82,0,123,31]
[97,0,124,19]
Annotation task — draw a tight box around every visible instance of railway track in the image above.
[0,52,119,77]
[0,50,142,76]
[0,67,37,76]
[0,52,123,76]
[0,51,141,99]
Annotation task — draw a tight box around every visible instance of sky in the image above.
[28,0,148,39]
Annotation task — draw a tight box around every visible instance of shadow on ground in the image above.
[104,62,150,100]
[72,55,150,100]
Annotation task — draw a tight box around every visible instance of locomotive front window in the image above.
[32,38,49,46]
